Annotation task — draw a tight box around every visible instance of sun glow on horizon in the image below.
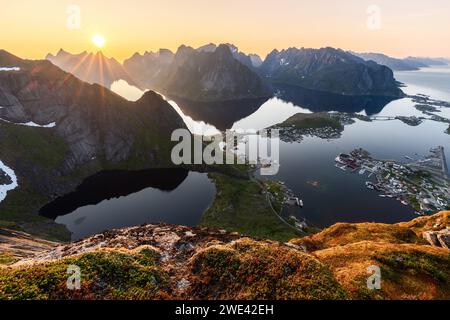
[1,1,449,60]
[92,34,106,48]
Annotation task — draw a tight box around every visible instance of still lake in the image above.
[43,66,450,239]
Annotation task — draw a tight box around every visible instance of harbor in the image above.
[335,147,450,214]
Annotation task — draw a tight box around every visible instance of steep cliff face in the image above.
[161,44,272,102]
[122,49,175,90]
[0,212,448,300]
[259,47,404,97]
[123,44,272,102]
[0,50,187,238]
[197,43,263,69]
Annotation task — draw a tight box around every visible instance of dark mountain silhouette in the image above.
[259,47,404,97]
[124,44,271,102]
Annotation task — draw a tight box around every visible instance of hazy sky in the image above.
[1,0,449,61]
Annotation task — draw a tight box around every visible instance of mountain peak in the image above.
[215,44,233,59]
[197,43,217,52]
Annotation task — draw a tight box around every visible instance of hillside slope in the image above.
[0,212,448,300]
[0,50,187,240]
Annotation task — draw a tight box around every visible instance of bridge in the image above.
[370,116,397,121]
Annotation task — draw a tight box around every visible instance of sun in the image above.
[92,34,106,48]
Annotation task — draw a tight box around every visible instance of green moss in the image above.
[200,173,300,242]
[0,249,170,300]
[374,251,450,283]
[0,122,68,170]
[0,180,70,242]
[0,253,17,265]
[189,241,349,300]
[0,123,72,241]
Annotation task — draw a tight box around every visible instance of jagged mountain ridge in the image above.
[48,44,407,101]
[122,49,175,91]
[259,47,404,97]
[159,44,272,102]
[196,43,263,69]
[46,49,139,89]
[124,44,272,102]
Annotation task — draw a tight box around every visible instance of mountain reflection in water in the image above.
[169,88,396,132]
[40,168,189,219]
[272,84,398,115]
[167,96,269,131]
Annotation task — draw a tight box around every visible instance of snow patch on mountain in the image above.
[0,160,18,203]
[0,67,20,72]
[0,118,56,128]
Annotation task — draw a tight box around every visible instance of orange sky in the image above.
[1,0,449,62]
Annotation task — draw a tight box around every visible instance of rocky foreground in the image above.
[0,212,449,300]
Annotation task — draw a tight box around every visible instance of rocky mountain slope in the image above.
[0,50,187,239]
[197,43,263,69]
[124,44,271,102]
[260,47,404,97]
[46,49,138,89]
[122,49,175,91]
[0,212,448,300]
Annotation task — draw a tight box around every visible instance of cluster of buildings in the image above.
[335,147,450,214]
[279,125,342,143]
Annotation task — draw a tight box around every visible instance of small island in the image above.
[271,112,370,142]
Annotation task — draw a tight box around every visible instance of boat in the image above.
[365,181,375,190]
[335,154,351,165]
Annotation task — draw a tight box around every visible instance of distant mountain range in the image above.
[260,47,404,97]
[46,49,139,89]
[353,52,450,71]
[43,44,450,101]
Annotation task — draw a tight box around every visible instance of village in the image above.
[335,146,450,214]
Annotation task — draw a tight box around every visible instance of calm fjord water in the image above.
[45,66,450,239]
